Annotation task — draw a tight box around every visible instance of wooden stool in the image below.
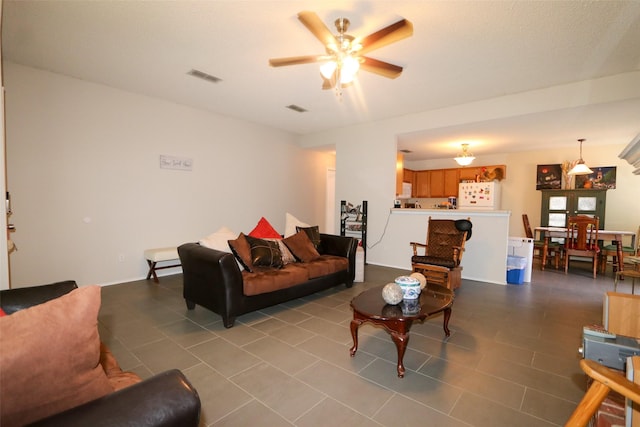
[144,247,180,283]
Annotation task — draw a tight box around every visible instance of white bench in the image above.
[144,247,181,283]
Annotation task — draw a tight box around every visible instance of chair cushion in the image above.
[0,286,113,426]
[602,244,636,253]
[428,231,464,259]
[297,255,349,279]
[242,264,309,296]
[412,255,458,269]
[426,220,466,260]
[144,247,179,262]
[454,219,473,241]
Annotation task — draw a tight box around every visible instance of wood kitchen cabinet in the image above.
[401,164,505,198]
[458,167,477,182]
[414,171,431,197]
[415,169,459,198]
[443,169,460,197]
[431,169,459,197]
[403,168,415,184]
[429,169,445,197]
[424,168,460,198]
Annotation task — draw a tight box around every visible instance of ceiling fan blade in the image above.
[360,57,403,79]
[298,11,337,47]
[358,19,413,56]
[269,55,325,67]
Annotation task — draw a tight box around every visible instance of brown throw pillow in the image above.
[283,230,321,263]
[296,225,322,251]
[245,235,283,268]
[0,286,113,426]
[228,233,254,272]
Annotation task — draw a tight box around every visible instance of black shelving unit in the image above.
[340,200,367,263]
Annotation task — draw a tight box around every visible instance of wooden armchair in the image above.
[564,215,600,278]
[565,358,640,427]
[409,217,471,290]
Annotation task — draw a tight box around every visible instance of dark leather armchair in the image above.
[409,217,471,291]
[0,281,201,427]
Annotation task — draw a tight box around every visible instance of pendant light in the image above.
[454,144,475,166]
[568,138,594,175]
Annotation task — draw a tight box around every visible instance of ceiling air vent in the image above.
[187,69,222,83]
[286,104,308,113]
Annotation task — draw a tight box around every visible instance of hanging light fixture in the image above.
[568,138,594,175]
[454,144,475,166]
[319,54,360,85]
[318,18,363,96]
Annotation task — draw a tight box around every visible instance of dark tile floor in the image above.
[98,261,626,427]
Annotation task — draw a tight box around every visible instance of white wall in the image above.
[301,73,640,269]
[334,124,398,263]
[4,63,333,287]
[0,0,9,290]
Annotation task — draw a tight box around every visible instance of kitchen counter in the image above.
[391,208,511,216]
[382,208,511,285]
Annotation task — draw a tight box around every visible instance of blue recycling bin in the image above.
[506,256,527,285]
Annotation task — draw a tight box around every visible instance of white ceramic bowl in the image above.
[395,276,421,300]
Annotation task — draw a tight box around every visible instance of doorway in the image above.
[325,168,335,234]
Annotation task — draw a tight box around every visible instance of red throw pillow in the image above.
[249,217,281,239]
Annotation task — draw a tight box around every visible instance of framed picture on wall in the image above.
[536,164,562,190]
[575,166,617,189]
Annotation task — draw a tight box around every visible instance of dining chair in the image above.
[565,358,640,427]
[599,225,640,275]
[614,256,640,294]
[409,217,471,291]
[522,214,561,269]
[564,215,600,278]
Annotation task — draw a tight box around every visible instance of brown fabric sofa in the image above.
[178,233,358,327]
[0,281,201,427]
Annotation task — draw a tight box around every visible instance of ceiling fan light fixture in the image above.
[567,138,594,175]
[454,144,475,166]
[320,61,337,79]
[340,56,360,83]
[269,11,412,93]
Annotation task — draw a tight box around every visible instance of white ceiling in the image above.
[3,1,640,161]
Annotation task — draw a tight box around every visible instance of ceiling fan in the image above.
[269,11,413,90]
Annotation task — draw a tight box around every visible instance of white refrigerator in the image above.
[458,182,501,210]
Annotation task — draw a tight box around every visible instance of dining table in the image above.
[534,226,637,273]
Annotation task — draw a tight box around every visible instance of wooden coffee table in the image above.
[349,283,454,378]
